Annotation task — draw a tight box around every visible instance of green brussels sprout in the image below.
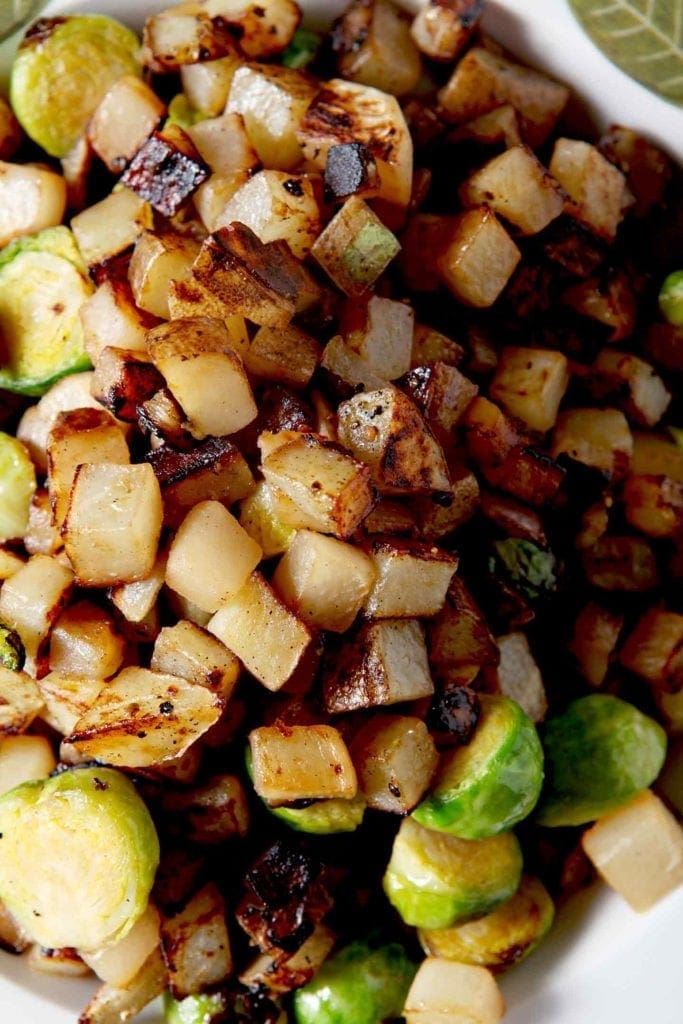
[537,694,667,827]
[0,226,93,396]
[0,766,159,951]
[10,15,141,158]
[659,269,683,326]
[163,991,227,1024]
[293,938,416,1024]
[383,817,523,929]
[419,875,555,971]
[0,622,25,672]
[0,432,36,542]
[281,29,322,69]
[489,539,557,602]
[412,694,544,839]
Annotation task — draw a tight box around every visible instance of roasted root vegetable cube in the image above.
[37,672,103,736]
[166,279,249,358]
[364,539,457,618]
[65,666,224,767]
[438,46,569,148]
[404,957,505,1024]
[0,735,56,796]
[311,196,400,297]
[399,215,458,292]
[71,188,153,268]
[582,790,683,912]
[77,949,167,1024]
[161,774,249,843]
[0,549,25,579]
[142,9,237,71]
[401,362,478,433]
[80,280,159,360]
[151,620,240,702]
[298,78,413,207]
[166,501,262,614]
[273,529,376,632]
[226,64,317,171]
[589,350,671,428]
[244,323,322,389]
[0,554,73,665]
[91,347,164,423]
[411,323,465,368]
[320,335,385,390]
[181,57,244,118]
[411,0,482,62]
[87,75,166,173]
[0,668,44,735]
[561,270,637,342]
[491,632,547,723]
[415,467,480,541]
[569,602,623,688]
[350,715,438,813]
[490,347,569,433]
[453,104,522,148]
[25,488,62,557]
[63,463,163,587]
[460,146,564,235]
[632,433,683,483]
[345,295,414,381]
[620,608,683,691]
[0,162,66,248]
[161,884,232,998]
[429,576,498,678]
[110,551,167,626]
[121,125,209,217]
[249,724,357,805]
[599,125,672,218]
[80,904,161,988]
[215,170,320,260]
[147,317,257,439]
[324,141,379,202]
[210,0,301,59]
[240,924,335,994]
[129,230,200,320]
[261,433,376,539]
[337,387,450,495]
[49,601,124,680]
[437,207,521,308]
[549,138,631,240]
[208,571,312,691]
[239,481,298,557]
[582,535,658,592]
[552,408,633,477]
[322,618,434,713]
[333,0,421,97]
[623,474,683,538]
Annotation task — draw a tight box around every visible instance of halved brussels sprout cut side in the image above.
[163,991,227,1024]
[0,766,159,952]
[0,433,36,542]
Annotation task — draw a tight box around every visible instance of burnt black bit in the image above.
[159,701,174,715]
[283,178,304,197]
[324,142,378,202]
[120,133,209,217]
[427,685,481,748]
[20,17,66,47]
[92,777,108,791]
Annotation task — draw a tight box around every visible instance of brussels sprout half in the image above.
[412,694,544,839]
[383,817,523,929]
[537,694,667,826]
[293,938,416,1024]
[0,432,36,542]
[163,991,227,1024]
[0,766,159,952]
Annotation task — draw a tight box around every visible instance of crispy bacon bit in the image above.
[121,127,209,217]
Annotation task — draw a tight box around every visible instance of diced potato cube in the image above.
[320,334,386,390]
[226,64,316,171]
[493,632,547,723]
[582,790,683,912]
[82,904,160,989]
[620,608,683,691]
[569,602,623,688]
[239,925,334,994]
[273,530,375,632]
[411,323,465,368]
[249,724,357,805]
[71,188,153,268]
[0,668,44,735]
[404,958,505,1024]
[87,75,166,173]
[109,551,167,625]
[147,317,257,439]
[438,206,521,308]
[623,474,683,538]
[549,138,630,240]
[334,0,421,97]
[582,535,658,592]
[76,949,167,1024]
[161,774,249,842]
[365,539,457,618]
[347,295,414,381]
[429,576,498,674]
[49,600,125,679]
[80,280,158,360]
[182,57,244,117]
[166,279,249,358]
[0,548,25,579]
[205,0,300,59]
[337,387,450,494]
[208,572,311,691]
[0,554,73,664]
[0,161,66,248]
[161,884,232,999]
[91,346,164,423]
[453,104,521,148]
[244,323,321,389]
[460,146,564,234]
[37,671,104,735]
[351,715,438,813]
[166,501,262,614]
[311,196,400,297]
[552,408,633,477]
[562,270,636,342]
[415,467,480,540]
[215,170,320,260]
[120,126,209,217]
[129,230,200,320]
[632,433,683,483]
[490,347,569,433]
[151,620,240,702]
[63,463,163,586]
[599,125,672,218]
[322,618,434,713]
[239,481,298,558]
[142,9,237,70]
[0,735,56,796]
[590,350,671,428]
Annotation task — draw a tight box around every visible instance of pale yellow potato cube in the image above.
[215,170,320,260]
[550,138,630,240]
[88,75,166,173]
[82,904,160,989]
[71,188,153,267]
[494,632,547,723]
[490,347,569,432]
[208,571,311,691]
[49,600,125,679]
[63,464,163,587]
[273,529,375,633]
[166,501,262,614]
[460,145,564,235]
[351,295,414,381]
[438,207,521,308]
[238,481,298,558]
[592,349,671,428]
[188,110,258,177]
[16,372,102,476]
[0,548,25,580]
[151,619,240,702]
[109,551,167,625]
[37,671,104,736]
[0,735,56,796]
[364,540,457,618]
[0,554,73,662]
[80,280,156,360]
[404,958,505,1024]
[0,161,66,248]
[582,790,683,912]
[128,230,200,319]
[351,715,438,813]
[244,323,321,388]
[0,668,44,734]
[249,724,357,805]
[160,883,232,998]
[552,407,633,476]
[182,56,244,117]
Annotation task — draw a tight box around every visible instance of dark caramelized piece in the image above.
[121,124,209,217]
[426,685,480,748]
[91,348,165,422]
[324,141,379,202]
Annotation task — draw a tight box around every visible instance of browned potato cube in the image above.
[454,104,522,148]
[322,618,434,713]
[215,170,320,260]
[110,551,167,625]
[491,632,547,723]
[623,474,683,538]
[161,883,232,998]
[129,229,200,320]
[166,501,262,614]
[411,0,482,62]
[166,279,249,359]
[49,601,125,680]
[121,125,209,217]
[561,270,637,343]
[71,188,153,268]
[490,347,569,433]
[411,323,465,367]
[249,724,357,804]
[80,280,159,360]
[364,539,457,618]
[208,572,312,692]
[552,408,633,477]
[582,536,658,592]
[244,323,322,389]
[63,463,163,587]
[632,433,683,483]
[429,576,498,676]
[207,0,300,59]
[334,0,421,97]
[460,146,564,235]
[161,774,249,843]
[142,9,237,71]
[240,925,335,994]
[437,207,521,308]
[182,57,244,118]
[620,608,683,691]
[88,76,166,173]
[569,602,623,688]
[152,620,240,702]
[415,467,480,540]
[310,196,400,297]
[37,673,102,736]
[0,554,73,665]
[351,715,438,813]
[590,350,671,428]
[320,334,385,391]
[92,347,165,422]
[400,215,458,292]
[599,125,672,218]
[401,362,478,433]
[549,138,631,240]
[273,529,376,632]
[0,668,45,735]
[337,387,450,495]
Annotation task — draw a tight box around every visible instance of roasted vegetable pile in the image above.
[0,0,682,1022]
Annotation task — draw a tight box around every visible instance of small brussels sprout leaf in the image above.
[0,766,159,951]
[659,269,683,326]
[0,433,36,542]
[0,227,93,396]
[0,622,25,672]
[163,991,227,1024]
[537,694,667,826]
[419,875,555,971]
[166,95,209,133]
[412,694,544,839]
[293,938,416,1024]
[10,15,141,158]
[281,29,322,69]
[383,817,523,929]
[490,539,557,602]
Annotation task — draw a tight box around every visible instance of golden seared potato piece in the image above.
[215,170,320,260]
[549,138,631,240]
[240,925,335,995]
[401,362,478,434]
[569,602,624,689]
[91,346,164,423]
[460,146,565,235]
[351,715,438,813]
[411,0,482,62]
[152,620,240,703]
[128,230,199,320]
[71,188,153,268]
[490,347,569,433]
[631,432,683,483]
[273,529,376,632]
[364,539,457,618]
[226,64,316,171]
[334,0,421,97]
[0,554,73,666]
[182,55,244,117]
[552,407,633,477]
[590,350,671,428]
[249,724,357,805]
[0,667,45,736]
[146,317,257,439]
[429,576,498,679]
[404,958,505,1024]
[87,75,166,173]
[142,8,238,71]
[166,501,262,615]
[80,280,159,360]
[37,672,104,736]
[0,162,66,248]
[49,600,125,680]
[110,551,167,626]
[619,608,683,691]
[437,207,521,308]
[161,883,232,999]
[454,104,522,148]
[244,323,322,389]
